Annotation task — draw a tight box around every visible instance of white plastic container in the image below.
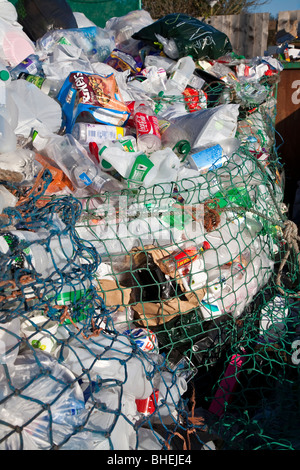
[99,142,155,187]
[181,257,208,291]
[144,54,176,73]
[133,100,161,154]
[143,147,181,187]
[164,56,195,96]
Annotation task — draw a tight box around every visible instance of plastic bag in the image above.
[132,13,232,60]
[104,9,154,53]
[36,26,115,64]
[160,103,240,150]
[57,71,130,132]
[0,17,35,67]
[9,79,62,138]
[15,0,78,42]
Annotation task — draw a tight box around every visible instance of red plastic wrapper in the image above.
[183,87,207,112]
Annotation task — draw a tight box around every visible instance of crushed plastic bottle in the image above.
[33,133,125,195]
[133,100,161,154]
[8,54,45,80]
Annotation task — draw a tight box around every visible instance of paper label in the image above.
[79,172,93,186]
[85,125,124,143]
[20,73,45,89]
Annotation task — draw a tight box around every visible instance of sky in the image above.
[250,0,300,17]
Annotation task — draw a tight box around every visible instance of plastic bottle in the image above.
[72,122,130,147]
[18,73,63,98]
[98,142,155,187]
[164,56,195,96]
[185,137,241,173]
[133,100,161,154]
[0,229,75,278]
[0,60,11,83]
[33,133,125,195]
[8,54,44,80]
[159,119,191,160]
[143,148,181,187]
[0,87,19,131]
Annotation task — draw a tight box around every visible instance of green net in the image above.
[0,62,299,451]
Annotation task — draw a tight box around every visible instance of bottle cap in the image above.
[174,140,191,156]
[0,69,9,81]
[101,159,112,170]
[98,145,108,156]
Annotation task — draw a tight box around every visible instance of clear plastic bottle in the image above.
[0,229,74,278]
[159,119,191,160]
[8,54,44,80]
[164,55,195,96]
[72,122,130,147]
[33,133,125,195]
[133,100,161,154]
[18,73,63,99]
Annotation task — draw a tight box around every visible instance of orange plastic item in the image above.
[35,153,74,194]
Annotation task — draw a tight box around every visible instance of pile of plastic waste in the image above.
[0,0,297,451]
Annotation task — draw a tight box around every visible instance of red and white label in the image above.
[134,112,161,139]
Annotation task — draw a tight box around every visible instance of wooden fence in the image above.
[278,10,300,38]
[205,12,270,58]
[203,9,299,58]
